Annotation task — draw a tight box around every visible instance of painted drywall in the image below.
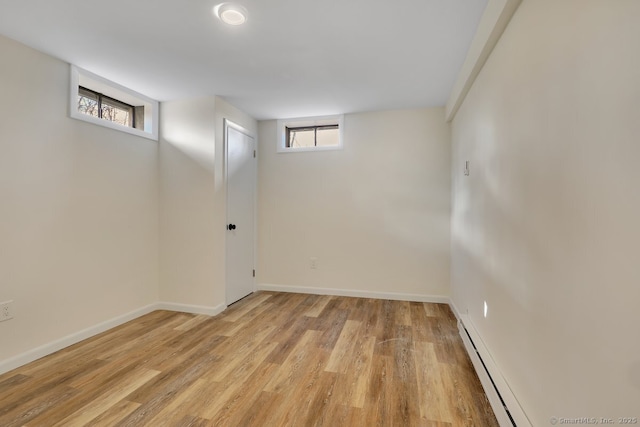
[159,96,256,308]
[159,97,219,307]
[445,0,521,121]
[258,108,451,298]
[0,35,159,362]
[450,0,640,423]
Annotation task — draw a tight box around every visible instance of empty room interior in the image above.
[1,0,639,425]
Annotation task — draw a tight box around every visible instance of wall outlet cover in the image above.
[0,300,13,322]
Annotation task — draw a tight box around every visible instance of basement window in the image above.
[277,115,344,153]
[70,66,159,140]
[286,124,339,148]
[78,87,138,128]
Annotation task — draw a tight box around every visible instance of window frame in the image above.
[78,86,136,128]
[285,124,340,148]
[70,65,159,141]
[276,115,344,153]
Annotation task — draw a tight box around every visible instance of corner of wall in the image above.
[445,0,522,122]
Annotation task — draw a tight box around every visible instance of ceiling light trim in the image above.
[213,3,248,26]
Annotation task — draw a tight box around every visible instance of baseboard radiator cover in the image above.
[457,315,532,427]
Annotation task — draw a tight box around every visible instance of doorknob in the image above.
[227,224,236,230]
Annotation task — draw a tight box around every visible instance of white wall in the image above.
[159,96,256,308]
[159,97,219,307]
[258,108,451,299]
[0,35,159,362]
[0,34,259,369]
[450,0,640,423]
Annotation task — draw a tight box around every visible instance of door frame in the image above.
[223,118,258,305]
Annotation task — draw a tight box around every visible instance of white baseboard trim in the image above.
[0,304,156,375]
[256,283,450,304]
[0,301,227,376]
[155,301,226,316]
[452,308,532,427]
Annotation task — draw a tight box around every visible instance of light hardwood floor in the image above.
[0,292,498,426]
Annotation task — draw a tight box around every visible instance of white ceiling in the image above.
[0,0,487,120]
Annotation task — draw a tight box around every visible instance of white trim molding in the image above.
[445,0,522,122]
[155,301,227,317]
[257,283,450,304]
[0,304,156,375]
[0,301,226,375]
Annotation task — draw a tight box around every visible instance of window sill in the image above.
[70,110,157,141]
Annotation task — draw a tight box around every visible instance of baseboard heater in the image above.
[457,315,532,427]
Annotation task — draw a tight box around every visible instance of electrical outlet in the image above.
[0,300,13,322]
[310,257,318,269]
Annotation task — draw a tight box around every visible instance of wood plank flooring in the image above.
[0,292,498,426]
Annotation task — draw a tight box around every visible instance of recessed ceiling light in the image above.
[214,3,248,26]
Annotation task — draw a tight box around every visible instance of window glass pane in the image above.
[101,98,133,127]
[278,116,342,152]
[288,128,315,148]
[78,90,99,118]
[316,127,339,147]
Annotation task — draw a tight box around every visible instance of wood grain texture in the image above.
[0,292,498,426]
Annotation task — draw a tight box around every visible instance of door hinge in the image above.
[252,269,256,277]
[253,150,256,158]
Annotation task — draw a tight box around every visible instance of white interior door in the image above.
[225,120,256,305]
